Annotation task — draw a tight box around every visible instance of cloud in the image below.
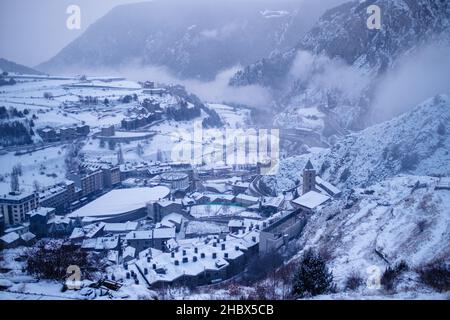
[289,50,371,99]
[69,62,273,109]
[199,21,242,40]
[181,67,273,108]
[370,42,450,122]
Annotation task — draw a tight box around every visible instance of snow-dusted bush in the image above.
[418,260,450,293]
[381,260,409,292]
[345,271,363,291]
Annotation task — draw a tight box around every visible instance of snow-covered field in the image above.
[0,75,250,195]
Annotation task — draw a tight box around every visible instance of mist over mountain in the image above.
[231,0,450,131]
[0,58,44,75]
[38,0,347,81]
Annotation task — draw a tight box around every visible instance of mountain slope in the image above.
[265,94,450,192]
[321,94,450,188]
[295,174,450,293]
[0,58,44,75]
[262,95,450,296]
[231,0,450,131]
[38,0,341,80]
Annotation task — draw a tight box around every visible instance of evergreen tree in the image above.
[292,248,335,298]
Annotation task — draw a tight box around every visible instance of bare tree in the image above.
[10,167,19,193]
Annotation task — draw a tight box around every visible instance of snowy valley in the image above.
[0,0,449,302]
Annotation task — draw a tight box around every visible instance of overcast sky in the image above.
[0,0,149,67]
[0,0,347,68]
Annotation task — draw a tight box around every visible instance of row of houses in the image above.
[0,207,74,248]
[38,124,90,142]
[0,162,122,229]
[120,227,260,288]
[121,112,162,131]
[68,163,121,198]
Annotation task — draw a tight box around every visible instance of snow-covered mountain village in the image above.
[0,0,449,301]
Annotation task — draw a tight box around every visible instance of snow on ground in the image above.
[189,204,246,219]
[208,103,250,129]
[0,76,250,198]
[292,175,450,292]
[0,145,67,195]
[274,106,326,132]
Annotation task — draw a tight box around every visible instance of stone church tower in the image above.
[302,160,316,195]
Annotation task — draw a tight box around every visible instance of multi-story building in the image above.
[125,228,176,252]
[121,112,162,130]
[160,172,190,191]
[102,166,121,188]
[76,124,90,137]
[68,170,104,198]
[39,128,58,142]
[28,207,56,238]
[80,162,121,190]
[39,181,76,214]
[100,125,115,137]
[0,191,39,226]
[59,126,78,140]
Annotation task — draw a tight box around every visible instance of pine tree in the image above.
[292,248,335,298]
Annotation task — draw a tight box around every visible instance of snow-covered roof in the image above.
[0,191,35,201]
[69,227,85,240]
[316,176,341,196]
[0,232,20,244]
[185,221,228,236]
[108,250,119,264]
[69,223,105,240]
[104,221,139,233]
[125,227,176,240]
[82,236,119,250]
[160,172,188,181]
[67,187,170,218]
[161,213,183,225]
[232,181,250,188]
[28,207,55,218]
[126,227,261,286]
[85,223,106,238]
[228,220,245,228]
[235,193,259,203]
[20,232,36,242]
[292,191,330,209]
[47,216,70,225]
[157,199,182,207]
[153,227,176,239]
[123,246,136,258]
[262,196,284,208]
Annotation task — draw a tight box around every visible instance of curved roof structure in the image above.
[67,186,170,219]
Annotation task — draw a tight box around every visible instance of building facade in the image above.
[0,192,39,226]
